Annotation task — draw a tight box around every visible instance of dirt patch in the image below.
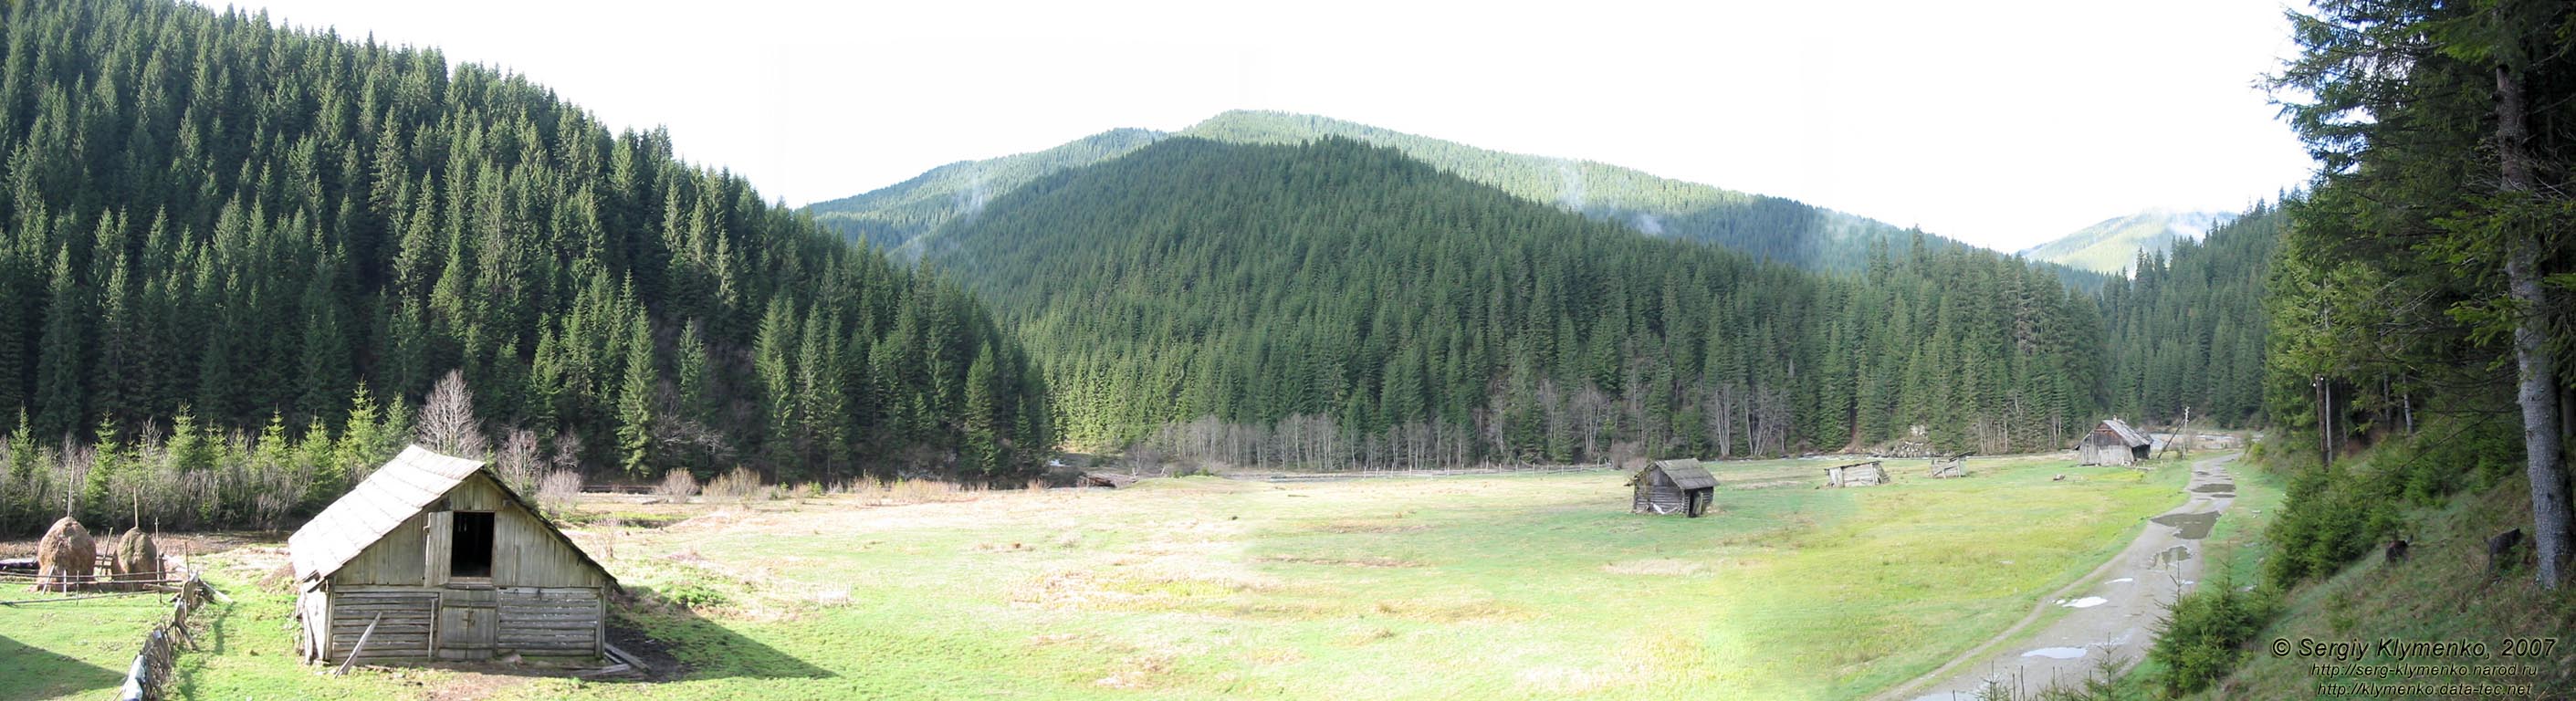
[606,617,688,681]
[1261,554,1420,568]
[2150,511,2220,539]
[2191,483,2236,493]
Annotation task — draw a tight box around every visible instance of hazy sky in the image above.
[227,0,2315,252]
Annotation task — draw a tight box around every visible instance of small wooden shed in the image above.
[288,445,618,665]
[1825,461,1887,487]
[1930,453,1972,478]
[1631,459,1717,518]
[2079,419,2152,466]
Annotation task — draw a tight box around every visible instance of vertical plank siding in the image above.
[294,446,616,666]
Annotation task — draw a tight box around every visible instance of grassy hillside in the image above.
[2186,464,2576,696]
[805,128,1166,256]
[2020,210,2236,275]
[6,454,2196,700]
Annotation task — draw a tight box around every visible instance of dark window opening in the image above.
[451,511,495,579]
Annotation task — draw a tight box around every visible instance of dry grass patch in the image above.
[1012,568,1276,612]
[1261,553,1420,568]
[1305,519,1429,534]
[1600,558,1706,576]
[1371,596,1523,623]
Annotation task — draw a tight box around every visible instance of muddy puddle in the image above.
[2151,511,2220,539]
[2191,483,2236,493]
[2152,545,2194,568]
[2021,646,2087,659]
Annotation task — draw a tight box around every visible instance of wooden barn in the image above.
[288,445,618,665]
[2079,418,2152,466]
[1630,459,1717,518]
[1930,453,1971,478]
[1825,460,1887,487]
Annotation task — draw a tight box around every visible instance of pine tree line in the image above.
[936,137,2106,468]
[2096,204,2278,427]
[0,0,1052,534]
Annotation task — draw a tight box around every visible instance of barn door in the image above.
[436,588,497,660]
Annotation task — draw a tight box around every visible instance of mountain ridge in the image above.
[2018,209,2238,274]
[808,110,2102,286]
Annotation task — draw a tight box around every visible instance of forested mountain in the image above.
[2019,209,2237,274]
[804,127,1164,256]
[806,110,2105,285]
[929,136,2105,467]
[2096,205,2277,426]
[0,0,1050,533]
[1179,111,2054,277]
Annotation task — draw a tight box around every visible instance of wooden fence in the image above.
[115,574,217,701]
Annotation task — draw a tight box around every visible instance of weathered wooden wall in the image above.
[305,472,610,664]
[328,475,606,590]
[322,587,438,660]
[497,587,606,657]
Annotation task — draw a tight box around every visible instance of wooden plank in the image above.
[335,613,385,675]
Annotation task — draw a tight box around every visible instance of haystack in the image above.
[36,517,94,591]
[112,528,161,590]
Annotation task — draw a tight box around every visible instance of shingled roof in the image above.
[2100,418,2151,447]
[1651,458,1718,490]
[288,445,615,588]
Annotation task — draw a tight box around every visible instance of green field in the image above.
[4,454,2197,700]
[0,592,166,699]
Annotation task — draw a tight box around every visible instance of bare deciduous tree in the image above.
[417,370,488,457]
[496,429,541,497]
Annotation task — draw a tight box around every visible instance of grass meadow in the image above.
[3,453,2197,700]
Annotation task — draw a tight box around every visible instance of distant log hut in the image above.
[1631,459,1717,518]
[1080,472,1140,488]
[1825,461,1887,487]
[2079,419,2152,466]
[1930,453,1972,478]
[288,445,619,666]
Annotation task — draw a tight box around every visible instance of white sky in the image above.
[225,0,2316,252]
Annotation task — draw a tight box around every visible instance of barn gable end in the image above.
[288,445,618,666]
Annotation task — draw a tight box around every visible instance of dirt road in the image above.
[1879,453,2242,700]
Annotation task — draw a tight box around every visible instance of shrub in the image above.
[705,466,770,501]
[537,469,583,518]
[659,581,728,611]
[654,469,700,498]
[2262,417,2511,589]
[2149,581,2272,696]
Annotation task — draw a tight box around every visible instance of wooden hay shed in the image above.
[288,445,618,665]
[2079,419,2152,466]
[1930,453,1972,478]
[1825,461,1887,487]
[1631,459,1716,518]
